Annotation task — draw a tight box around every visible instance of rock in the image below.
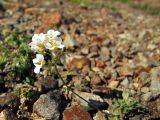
[141,91,160,102]
[95,59,105,68]
[139,72,149,82]
[141,92,152,102]
[81,47,89,55]
[63,33,78,48]
[63,105,92,120]
[65,56,90,69]
[0,92,19,111]
[100,47,110,61]
[2,1,20,13]
[0,109,18,120]
[82,65,90,75]
[33,90,62,119]
[117,66,134,76]
[141,87,149,93]
[150,67,160,92]
[108,80,119,88]
[90,74,102,85]
[72,76,90,92]
[36,11,61,33]
[93,111,106,120]
[74,92,106,110]
[156,98,160,111]
[42,11,61,26]
[150,67,160,80]
[120,78,130,87]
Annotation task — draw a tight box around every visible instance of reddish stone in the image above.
[116,66,134,76]
[42,11,61,27]
[35,11,61,33]
[90,74,102,85]
[65,57,90,69]
[63,105,92,120]
[95,59,105,68]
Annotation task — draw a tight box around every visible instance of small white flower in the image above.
[46,29,61,40]
[45,29,64,51]
[30,33,46,52]
[33,54,45,74]
[45,40,64,51]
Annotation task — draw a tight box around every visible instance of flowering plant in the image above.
[30,29,64,75]
[30,29,100,112]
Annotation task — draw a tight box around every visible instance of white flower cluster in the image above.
[30,29,64,74]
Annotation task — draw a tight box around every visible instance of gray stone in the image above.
[141,87,149,93]
[74,92,107,110]
[150,79,160,92]
[141,91,160,102]
[33,90,61,119]
[150,67,160,92]
[141,92,152,102]
[120,78,130,87]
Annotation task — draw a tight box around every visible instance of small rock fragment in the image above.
[120,78,130,87]
[63,33,78,48]
[90,74,102,85]
[33,90,61,119]
[100,47,110,61]
[117,66,134,76]
[141,87,149,93]
[93,111,106,120]
[63,105,92,120]
[108,80,119,88]
[74,92,106,110]
[65,56,90,69]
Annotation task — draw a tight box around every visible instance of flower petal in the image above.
[36,54,44,60]
[34,66,41,73]
[53,31,61,36]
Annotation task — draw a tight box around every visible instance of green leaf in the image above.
[122,90,129,99]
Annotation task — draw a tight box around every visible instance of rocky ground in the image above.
[0,0,160,120]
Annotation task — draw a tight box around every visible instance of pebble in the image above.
[93,111,106,120]
[81,47,89,55]
[74,92,107,110]
[120,78,130,87]
[33,90,62,119]
[108,80,119,88]
[63,33,78,48]
[100,47,110,61]
[150,67,160,92]
[141,87,149,93]
[90,74,102,85]
[141,92,152,102]
[63,105,92,120]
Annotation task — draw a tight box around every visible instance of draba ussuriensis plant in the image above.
[30,29,102,112]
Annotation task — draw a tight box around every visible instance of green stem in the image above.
[54,64,100,110]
